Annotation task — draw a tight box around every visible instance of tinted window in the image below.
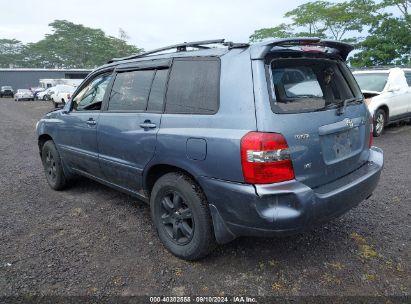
[404,72,411,87]
[270,59,357,113]
[147,69,168,112]
[165,59,219,114]
[72,74,112,111]
[108,70,154,111]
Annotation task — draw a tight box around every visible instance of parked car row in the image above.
[0,84,77,108]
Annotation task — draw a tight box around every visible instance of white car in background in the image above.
[37,87,53,101]
[14,89,34,101]
[353,68,411,136]
[49,85,76,108]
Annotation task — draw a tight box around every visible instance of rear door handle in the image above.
[86,118,96,126]
[140,120,157,129]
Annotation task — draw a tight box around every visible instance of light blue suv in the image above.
[36,38,384,260]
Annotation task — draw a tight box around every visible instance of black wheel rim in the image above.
[159,191,194,245]
[45,150,57,183]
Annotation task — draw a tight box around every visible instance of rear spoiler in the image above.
[250,38,354,61]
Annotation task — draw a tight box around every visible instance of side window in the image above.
[147,69,168,112]
[165,58,219,114]
[108,70,154,111]
[72,74,112,111]
[404,72,411,87]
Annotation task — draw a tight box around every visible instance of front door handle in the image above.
[140,120,157,129]
[86,118,96,126]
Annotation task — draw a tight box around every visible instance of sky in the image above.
[1,0,322,50]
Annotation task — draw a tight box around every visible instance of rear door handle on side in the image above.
[140,120,157,129]
[86,118,97,126]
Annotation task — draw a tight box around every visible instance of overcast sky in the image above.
[0,0,341,50]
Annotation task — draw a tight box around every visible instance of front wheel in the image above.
[373,108,386,137]
[150,172,216,260]
[41,140,68,190]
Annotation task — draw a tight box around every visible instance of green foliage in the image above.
[284,1,330,36]
[249,0,409,67]
[251,0,379,42]
[350,17,411,66]
[0,39,25,68]
[2,20,142,68]
[249,24,293,42]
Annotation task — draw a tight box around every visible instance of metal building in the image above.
[0,68,91,90]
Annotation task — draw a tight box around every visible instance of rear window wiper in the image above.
[337,97,363,115]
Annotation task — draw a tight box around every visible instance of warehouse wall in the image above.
[0,70,91,90]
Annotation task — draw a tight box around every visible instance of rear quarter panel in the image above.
[148,49,257,183]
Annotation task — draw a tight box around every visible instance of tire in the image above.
[53,101,58,108]
[373,108,386,137]
[150,172,216,260]
[41,140,68,190]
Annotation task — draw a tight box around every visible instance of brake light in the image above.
[369,115,373,148]
[240,132,295,184]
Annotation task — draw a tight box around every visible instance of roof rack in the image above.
[107,39,249,63]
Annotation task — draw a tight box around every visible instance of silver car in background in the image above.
[14,89,34,101]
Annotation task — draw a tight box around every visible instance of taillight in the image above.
[240,132,295,184]
[369,115,373,148]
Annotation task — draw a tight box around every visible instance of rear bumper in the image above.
[199,147,383,244]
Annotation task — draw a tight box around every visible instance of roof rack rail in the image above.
[108,39,227,63]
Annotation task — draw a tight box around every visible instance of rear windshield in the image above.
[353,73,388,92]
[268,58,360,113]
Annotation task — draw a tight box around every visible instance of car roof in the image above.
[91,38,353,75]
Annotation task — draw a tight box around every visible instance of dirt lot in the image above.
[0,97,410,299]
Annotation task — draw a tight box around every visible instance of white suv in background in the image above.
[353,67,411,136]
[49,85,76,108]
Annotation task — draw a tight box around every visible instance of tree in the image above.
[284,1,330,36]
[249,24,294,42]
[249,0,379,42]
[0,39,25,68]
[119,28,130,41]
[383,0,410,16]
[350,17,411,66]
[5,20,142,68]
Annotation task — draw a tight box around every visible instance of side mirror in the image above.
[387,85,401,92]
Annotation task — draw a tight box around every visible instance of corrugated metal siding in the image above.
[0,70,90,90]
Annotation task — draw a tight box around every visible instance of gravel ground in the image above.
[0,97,410,298]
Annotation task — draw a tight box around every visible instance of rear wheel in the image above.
[373,108,386,137]
[41,140,68,190]
[150,172,216,260]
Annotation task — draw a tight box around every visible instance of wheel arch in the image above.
[144,163,201,198]
[376,105,389,124]
[38,134,54,156]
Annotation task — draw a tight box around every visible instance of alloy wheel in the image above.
[159,191,194,245]
[375,113,384,134]
[45,150,57,183]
